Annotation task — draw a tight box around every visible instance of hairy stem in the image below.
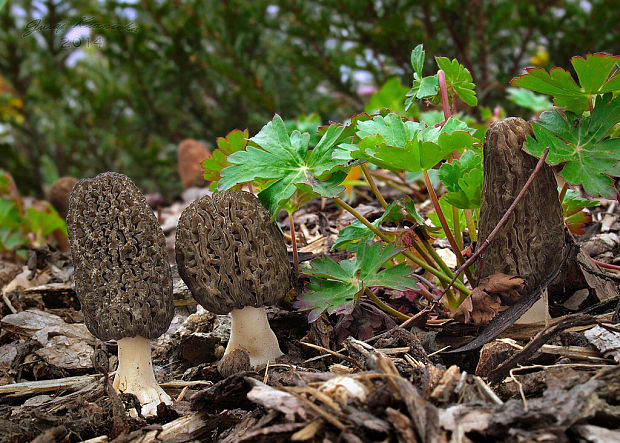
[365,288,410,321]
[464,209,477,242]
[333,198,471,295]
[423,171,474,283]
[360,163,388,209]
[438,70,451,122]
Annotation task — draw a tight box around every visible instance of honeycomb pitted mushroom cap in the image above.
[67,172,174,341]
[175,190,291,315]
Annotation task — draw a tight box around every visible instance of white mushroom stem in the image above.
[112,335,172,417]
[225,305,283,368]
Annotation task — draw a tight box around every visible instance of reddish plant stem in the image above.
[289,214,299,276]
[435,147,550,301]
[437,70,451,122]
[591,258,620,272]
[423,171,474,284]
[399,306,431,328]
[416,284,436,303]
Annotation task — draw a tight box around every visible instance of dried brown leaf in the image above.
[454,273,525,325]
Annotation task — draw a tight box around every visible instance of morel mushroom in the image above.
[175,191,291,368]
[67,172,174,416]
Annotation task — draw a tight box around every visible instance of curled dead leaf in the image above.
[454,273,525,325]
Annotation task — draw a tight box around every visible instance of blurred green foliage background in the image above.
[1,0,618,198]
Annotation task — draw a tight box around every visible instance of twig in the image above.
[299,341,361,368]
[474,376,503,405]
[2,293,17,314]
[488,313,599,384]
[590,258,620,272]
[509,368,528,411]
[436,147,550,301]
[289,214,299,276]
[175,386,189,402]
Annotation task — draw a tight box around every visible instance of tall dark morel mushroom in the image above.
[175,191,291,367]
[67,172,174,416]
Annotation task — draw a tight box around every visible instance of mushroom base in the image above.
[113,335,172,417]
[226,306,283,368]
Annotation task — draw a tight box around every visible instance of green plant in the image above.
[207,45,617,323]
[295,241,419,322]
[0,170,66,255]
[512,53,620,198]
[561,188,599,235]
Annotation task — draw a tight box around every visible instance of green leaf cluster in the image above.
[405,44,478,111]
[561,189,599,235]
[336,113,476,173]
[202,129,249,190]
[513,53,620,198]
[295,241,418,322]
[439,151,483,209]
[0,198,66,253]
[511,53,619,113]
[219,114,350,216]
[525,93,620,197]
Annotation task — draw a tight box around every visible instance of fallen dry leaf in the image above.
[454,273,525,325]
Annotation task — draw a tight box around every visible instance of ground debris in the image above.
[584,323,620,362]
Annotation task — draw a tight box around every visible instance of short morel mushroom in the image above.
[67,172,174,416]
[175,191,291,368]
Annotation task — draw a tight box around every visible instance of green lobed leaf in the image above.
[352,113,475,173]
[296,240,418,321]
[506,87,552,113]
[511,53,620,113]
[525,94,620,197]
[435,57,478,106]
[203,129,249,184]
[439,151,483,209]
[572,53,620,95]
[410,44,425,78]
[25,207,67,237]
[561,188,598,235]
[219,114,348,216]
[356,113,424,147]
[416,76,439,99]
[0,198,21,228]
[561,188,599,216]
